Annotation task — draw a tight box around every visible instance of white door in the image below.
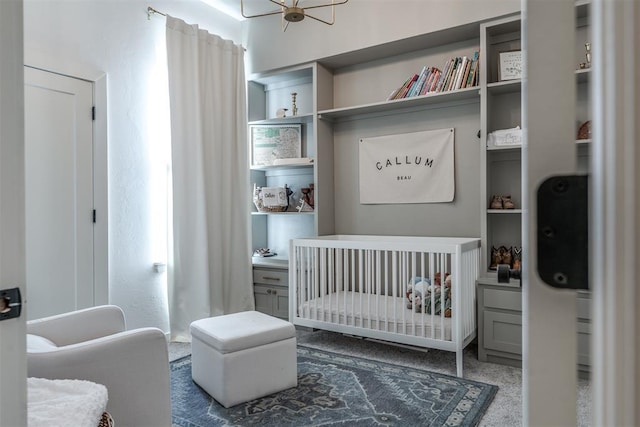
[523,0,640,425]
[24,67,95,320]
[0,0,26,424]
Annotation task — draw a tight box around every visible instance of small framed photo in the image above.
[250,124,302,167]
[498,50,522,81]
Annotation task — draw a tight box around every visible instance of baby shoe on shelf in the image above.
[502,195,515,209]
[490,195,503,209]
[489,246,502,270]
[512,247,522,270]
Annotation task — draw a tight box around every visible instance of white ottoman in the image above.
[190,311,297,408]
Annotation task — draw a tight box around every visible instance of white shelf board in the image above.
[487,209,522,214]
[487,144,522,151]
[249,113,314,126]
[318,86,480,120]
[252,256,289,269]
[576,138,591,145]
[575,68,591,84]
[251,211,315,216]
[487,79,521,95]
[250,163,314,171]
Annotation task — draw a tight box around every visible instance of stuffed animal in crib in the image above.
[406,277,431,310]
[407,274,453,316]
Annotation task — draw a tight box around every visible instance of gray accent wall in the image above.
[332,102,481,237]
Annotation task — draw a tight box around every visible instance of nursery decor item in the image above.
[171,346,497,426]
[577,120,591,140]
[250,124,301,166]
[359,128,455,204]
[291,92,298,116]
[498,50,522,81]
[253,184,292,212]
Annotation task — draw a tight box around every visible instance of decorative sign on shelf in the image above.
[498,50,522,81]
[250,124,301,166]
[359,128,455,204]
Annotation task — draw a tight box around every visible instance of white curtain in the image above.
[165,16,254,341]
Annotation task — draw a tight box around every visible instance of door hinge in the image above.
[93,209,96,223]
[92,106,96,121]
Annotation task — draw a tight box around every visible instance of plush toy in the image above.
[407,274,453,316]
[406,277,431,310]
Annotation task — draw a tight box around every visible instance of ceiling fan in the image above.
[240,0,349,31]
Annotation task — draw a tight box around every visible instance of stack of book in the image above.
[387,51,480,101]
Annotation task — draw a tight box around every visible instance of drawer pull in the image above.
[266,289,278,295]
[262,276,281,281]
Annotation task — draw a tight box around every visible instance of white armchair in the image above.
[27,305,172,427]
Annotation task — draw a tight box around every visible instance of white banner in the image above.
[359,128,455,204]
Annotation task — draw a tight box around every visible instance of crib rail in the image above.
[289,235,480,375]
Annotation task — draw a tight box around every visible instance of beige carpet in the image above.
[169,328,591,426]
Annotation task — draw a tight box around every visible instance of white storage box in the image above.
[190,311,297,408]
[487,126,522,148]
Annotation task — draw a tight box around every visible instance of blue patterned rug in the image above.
[171,346,497,426]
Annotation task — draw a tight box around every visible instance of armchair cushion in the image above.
[26,334,57,352]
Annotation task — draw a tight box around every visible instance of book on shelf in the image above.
[385,50,480,100]
[406,66,428,97]
[386,75,412,100]
[398,74,419,99]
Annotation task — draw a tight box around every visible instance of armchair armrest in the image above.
[27,305,126,346]
[28,327,172,427]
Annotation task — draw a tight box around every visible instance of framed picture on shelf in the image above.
[498,50,522,81]
[250,124,302,167]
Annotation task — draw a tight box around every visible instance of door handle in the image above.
[0,287,22,320]
[537,175,589,289]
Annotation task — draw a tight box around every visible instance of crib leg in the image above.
[456,350,463,377]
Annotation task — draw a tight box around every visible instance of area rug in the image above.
[171,346,497,426]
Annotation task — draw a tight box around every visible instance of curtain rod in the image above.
[147,6,166,19]
[146,6,247,51]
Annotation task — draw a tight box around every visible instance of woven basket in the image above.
[98,412,114,427]
[253,184,291,213]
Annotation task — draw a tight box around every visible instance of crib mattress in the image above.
[297,290,453,341]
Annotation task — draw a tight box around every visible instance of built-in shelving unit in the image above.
[476,3,592,372]
[248,64,318,267]
[247,4,591,328]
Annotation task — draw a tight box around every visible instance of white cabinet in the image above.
[477,280,592,376]
[253,266,289,320]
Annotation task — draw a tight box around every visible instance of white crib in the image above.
[289,235,481,377]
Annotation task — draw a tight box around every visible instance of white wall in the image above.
[23,0,242,331]
[244,0,520,73]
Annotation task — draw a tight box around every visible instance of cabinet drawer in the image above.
[577,320,592,366]
[483,311,522,355]
[483,288,522,312]
[253,268,288,287]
